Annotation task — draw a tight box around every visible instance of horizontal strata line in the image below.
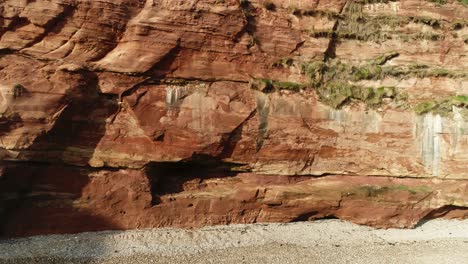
[0,160,125,171]
[159,77,249,84]
[235,172,468,181]
[2,159,466,182]
[5,50,251,83]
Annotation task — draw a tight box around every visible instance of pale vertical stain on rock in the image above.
[419,113,442,176]
[255,92,270,151]
[165,86,189,107]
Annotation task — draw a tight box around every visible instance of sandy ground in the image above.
[1,219,468,264]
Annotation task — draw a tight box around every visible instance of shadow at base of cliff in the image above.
[0,70,120,239]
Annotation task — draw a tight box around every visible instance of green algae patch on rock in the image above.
[316,83,398,109]
[301,57,408,109]
[415,95,468,117]
[250,78,306,93]
[353,184,433,199]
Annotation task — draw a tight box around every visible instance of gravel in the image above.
[1,219,468,264]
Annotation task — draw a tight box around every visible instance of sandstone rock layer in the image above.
[0,0,467,237]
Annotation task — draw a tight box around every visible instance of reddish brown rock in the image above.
[0,0,467,237]
[1,162,467,237]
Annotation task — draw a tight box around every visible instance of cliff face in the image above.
[0,0,467,237]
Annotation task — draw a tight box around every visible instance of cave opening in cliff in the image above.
[145,155,241,205]
[291,211,338,222]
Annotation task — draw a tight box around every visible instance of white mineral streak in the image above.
[361,110,381,134]
[329,109,345,123]
[328,109,381,134]
[420,113,442,176]
[451,107,465,153]
[165,86,189,107]
[0,84,16,115]
[364,2,400,13]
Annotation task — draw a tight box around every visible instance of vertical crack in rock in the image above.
[235,0,262,51]
[324,0,354,61]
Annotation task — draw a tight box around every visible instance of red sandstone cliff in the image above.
[0,0,467,237]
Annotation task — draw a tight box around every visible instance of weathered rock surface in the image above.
[0,0,467,237]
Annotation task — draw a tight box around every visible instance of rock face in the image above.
[0,0,467,237]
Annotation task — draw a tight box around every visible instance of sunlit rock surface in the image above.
[0,0,467,237]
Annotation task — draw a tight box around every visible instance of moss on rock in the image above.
[415,95,468,117]
[250,79,305,93]
[301,56,408,109]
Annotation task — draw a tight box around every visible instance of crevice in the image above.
[0,48,14,56]
[161,77,249,84]
[233,1,251,42]
[0,16,30,39]
[234,0,262,51]
[289,40,305,55]
[324,0,354,61]
[415,205,468,228]
[154,133,165,142]
[144,156,241,206]
[323,25,339,61]
[291,211,338,222]
[118,79,151,102]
